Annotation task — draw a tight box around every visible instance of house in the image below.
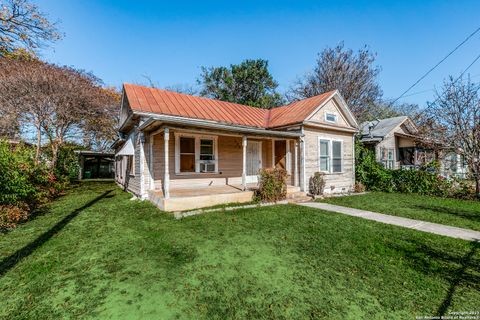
[359,116,468,177]
[359,116,429,169]
[75,150,115,180]
[113,83,358,211]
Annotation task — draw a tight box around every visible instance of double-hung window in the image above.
[179,137,195,172]
[319,140,330,171]
[381,148,394,169]
[176,134,218,174]
[319,138,343,173]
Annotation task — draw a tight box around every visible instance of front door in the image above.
[246,141,262,183]
[274,140,287,170]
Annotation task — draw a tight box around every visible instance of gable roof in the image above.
[266,92,334,128]
[360,116,417,140]
[123,83,356,130]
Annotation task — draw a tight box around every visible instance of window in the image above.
[176,134,218,174]
[319,138,343,173]
[319,140,329,171]
[381,148,394,169]
[332,141,342,173]
[180,137,195,172]
[325,113,337,123]
[199,139,216,172]
[128,155,135,175]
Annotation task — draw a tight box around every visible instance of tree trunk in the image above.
[476,176,480,200]
[35,126,41,165]
[50,142,59,171]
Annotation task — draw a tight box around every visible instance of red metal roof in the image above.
[267,92,334,128]
[123,83,336,129]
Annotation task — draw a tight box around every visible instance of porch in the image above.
[141,125,305,211]
[148,184,303,212]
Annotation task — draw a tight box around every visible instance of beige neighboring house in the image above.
[359,116,468,178]
[113,83,358,211]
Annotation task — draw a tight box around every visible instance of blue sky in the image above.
[36,0,480,107]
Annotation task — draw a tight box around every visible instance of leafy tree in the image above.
[0,0,61,55]
[288,43,382,122]
[198,59,284,108]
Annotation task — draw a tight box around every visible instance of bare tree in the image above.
[288,43,382,122]
[428,76,480,198]
[0,58,119,167]
[164,83,199,95]
[0,0,62,55]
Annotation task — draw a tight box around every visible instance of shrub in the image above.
[0,205,29,230]
[309,172,326,196]
[256,168,287,202]
[354,182,366,193]
[0,140,67,230]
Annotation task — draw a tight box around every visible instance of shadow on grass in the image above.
[436,241,479,316]
[411,204,480,222]
[390,239,480,316]
[0,189,113,277]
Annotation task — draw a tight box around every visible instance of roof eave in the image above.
[137,112,303,138]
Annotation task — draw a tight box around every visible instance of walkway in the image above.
[299,202,480,242]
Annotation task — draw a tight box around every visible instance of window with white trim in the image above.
[176,134,218,174]
[325,113,337,123]
[380,148,394,169]
[318,138,343,173]
[332,141,342,173]
[319,140,329,171]
[179,137,195,172]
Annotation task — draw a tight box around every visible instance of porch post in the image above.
[242,136,247,190]
[286,140,291,175]
[164,127,170,199]
[294,141,299,187]
[299,137,306,192]
[271,139,275,167]
[149,134,154,190]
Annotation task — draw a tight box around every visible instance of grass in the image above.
[320,192,480,231]
[0,182,479,319]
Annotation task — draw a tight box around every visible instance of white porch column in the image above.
[164,127,170,199]
[286,140,291,175]
[271,139,275,167]
[242,136,247,190]
[299,137,306,192]
[294,141,299,187]
[149,134,154,190]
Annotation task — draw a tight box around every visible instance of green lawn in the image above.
[321,192,480,231]
[1,182,479,319]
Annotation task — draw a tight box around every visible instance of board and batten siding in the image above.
[303,126,355,194]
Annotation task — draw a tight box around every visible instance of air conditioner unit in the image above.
[200,162,215,173]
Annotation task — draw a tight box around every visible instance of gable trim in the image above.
[304,90,358,129]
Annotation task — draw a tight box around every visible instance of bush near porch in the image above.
[256,168,287,202]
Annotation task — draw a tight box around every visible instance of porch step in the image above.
[288,196,313,203]
[286,191,312,203]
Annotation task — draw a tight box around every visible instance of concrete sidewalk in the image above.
[299,202,480,242]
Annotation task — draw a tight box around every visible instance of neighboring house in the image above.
[359,116,426,169]
[359,116,468,177]
[113,83,358,211]
[75,150,115,180]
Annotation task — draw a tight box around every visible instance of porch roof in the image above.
[137,114,303,138]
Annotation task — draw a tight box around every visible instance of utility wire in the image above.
[418,51,480,116]
[391,26,480,105]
